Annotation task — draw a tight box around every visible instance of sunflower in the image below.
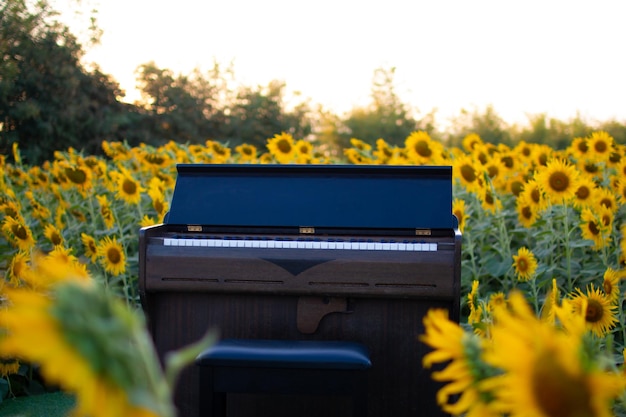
[43,223,64,247]
[452,154,483,194]
[101,140,131,162]
[205,140,231,164]
[614,179,626,205]
[420,309,498,417]
[482,292,623,417]
[452,198,466,232]
[25,191,51,221]
[1,216,35,251]
[512,247,538,281]
[235,143,258,163]
[295,139,314,164]
[349,138,372,152]
[540,278,561,324]
[62,162,93,196]
[0,281,171,417]
[404,131,445,165]
[602,267,623,303]
[572,175,598,209]
[482,158,507,191]
[373,138,394,164]
[479,186,502,214]
[586,131,614,163]
[81,233,99,263]
[96,195,115,230]
[531,143,553,168]
[534,158,581,205]
[462,133,483,152]
[580,207,611,250]
[515,194,540,228]
[569,284,618,337]
[467,280,483,326]
[568,136,589,161]
[6,251,30,287]
[112,168,145,205]
[343,148,373,165]
[266,133,297,163]
[594,186,618,213]
[98,236,127,276]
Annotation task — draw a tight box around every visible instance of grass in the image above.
[0,392,75,417]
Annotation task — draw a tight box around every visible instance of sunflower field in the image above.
[1,130,626,416]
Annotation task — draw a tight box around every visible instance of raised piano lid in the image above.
[165,164,454,232]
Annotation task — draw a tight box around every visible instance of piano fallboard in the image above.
[141,226,458,300]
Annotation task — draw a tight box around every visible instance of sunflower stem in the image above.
[561,203,574,293]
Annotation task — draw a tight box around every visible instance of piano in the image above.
[139,164,461,417]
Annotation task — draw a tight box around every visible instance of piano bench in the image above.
[195,339,372,417]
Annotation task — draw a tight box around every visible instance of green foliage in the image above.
[0,0,129,164]
[340,67,425,148]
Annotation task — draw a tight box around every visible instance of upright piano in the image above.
[139,164,461,417]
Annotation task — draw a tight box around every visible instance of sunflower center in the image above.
[11,224,27,240]
[549,171,569,192]
[584,163,598,174]
[107,247,122,265]
[588,221,600,236]
[487,166,498,178]
[460,164,476,183]
[603,280,614,297]
[531,188,541,203]
[575,186,590,200]
[51,232,62,246]
[64,167,87,185]
[521,206,533,220]
[510,180,523,196]
[277,139,292,153]
[594,141,607,153]
[531,352,593,417]
[501,156,514,168]
[584,299,604,323]
[414,140,432,157]
[517,259,528,272]
[122,179,137,196]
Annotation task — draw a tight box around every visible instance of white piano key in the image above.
[163,236,438,252]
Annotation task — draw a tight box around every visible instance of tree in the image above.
[445,105,512,148]
[134,62,226,145]
[222,80,313,148]
[0,0,129,163]
[340,67,424,147]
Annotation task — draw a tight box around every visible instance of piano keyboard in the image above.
[163,237,438,251]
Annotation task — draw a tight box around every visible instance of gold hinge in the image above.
[300,226,315,234]
[415,229,431,236]
[187,225,202,232]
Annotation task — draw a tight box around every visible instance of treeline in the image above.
[2,0,626,165]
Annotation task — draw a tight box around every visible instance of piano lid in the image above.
[165,164,454,231]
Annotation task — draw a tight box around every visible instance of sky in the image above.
[55,0,626,127]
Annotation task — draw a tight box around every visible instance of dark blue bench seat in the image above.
[195,339,372,416]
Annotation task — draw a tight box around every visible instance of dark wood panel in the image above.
[146,292,452,417]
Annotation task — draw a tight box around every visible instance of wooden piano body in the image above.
[139,164,461,417]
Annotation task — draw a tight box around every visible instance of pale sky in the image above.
[55,0,626,127]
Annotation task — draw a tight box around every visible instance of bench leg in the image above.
[198,367,227,417]
[350,371,368,417]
